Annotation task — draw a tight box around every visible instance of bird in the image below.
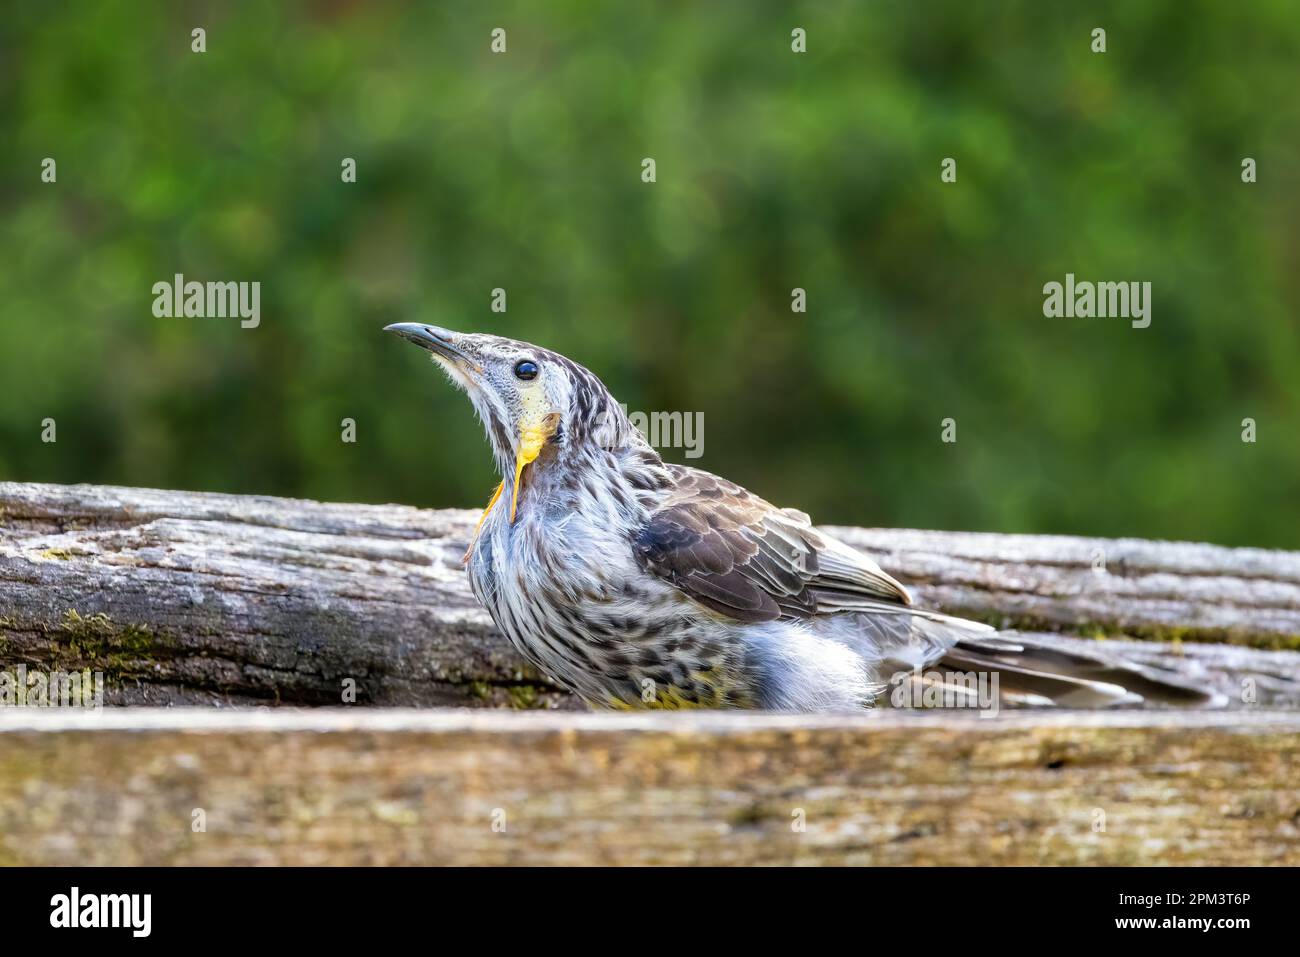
[385,323,1219,712]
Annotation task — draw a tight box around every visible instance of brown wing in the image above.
[633,465,912,623]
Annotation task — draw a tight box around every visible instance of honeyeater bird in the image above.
[386,323,1217,712]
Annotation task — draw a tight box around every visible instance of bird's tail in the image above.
[938,633,1223,707]
[875,610,1224,709]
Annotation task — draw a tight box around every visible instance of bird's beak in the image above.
[383,323,481,372]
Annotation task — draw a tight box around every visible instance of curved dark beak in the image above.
[383,323,477,368]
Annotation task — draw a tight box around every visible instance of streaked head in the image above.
[384,323,640,517]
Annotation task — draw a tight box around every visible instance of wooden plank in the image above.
[2,482,1299,707]
[831,525,1300,648]
[1,708,1297,865]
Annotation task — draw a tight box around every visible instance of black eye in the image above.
[514,360,539,381]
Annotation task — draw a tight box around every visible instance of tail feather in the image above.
[939,633,1226,708]
[833,604,1223,709]
[873,613,1225,709]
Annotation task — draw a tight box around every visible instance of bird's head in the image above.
[385,323,643,520]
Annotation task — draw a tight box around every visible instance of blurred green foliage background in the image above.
[2,1,1297,547]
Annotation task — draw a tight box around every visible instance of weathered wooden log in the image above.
[0,708,1297,865]
[1,482,1298,707]
[3,484,1299,866]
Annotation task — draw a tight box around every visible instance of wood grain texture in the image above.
[829,525,1300,648]
[2,482,1299,707]
[1,708,1297,866]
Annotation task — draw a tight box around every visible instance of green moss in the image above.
[38,547,76,561]
[506,684,541,709]
[1100,621,1300,652]
[464,680,548,708]
[948,607,1300,652]
[50,609,170,683]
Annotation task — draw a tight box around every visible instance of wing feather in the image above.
[634,465,912,623]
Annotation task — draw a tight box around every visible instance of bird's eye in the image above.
[514,360,539,381]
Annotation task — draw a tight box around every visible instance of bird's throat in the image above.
[509,435,540,522]
[509,416,559,523]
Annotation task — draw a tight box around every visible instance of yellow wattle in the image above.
[462,481,504,564]
[509,426,547,523]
